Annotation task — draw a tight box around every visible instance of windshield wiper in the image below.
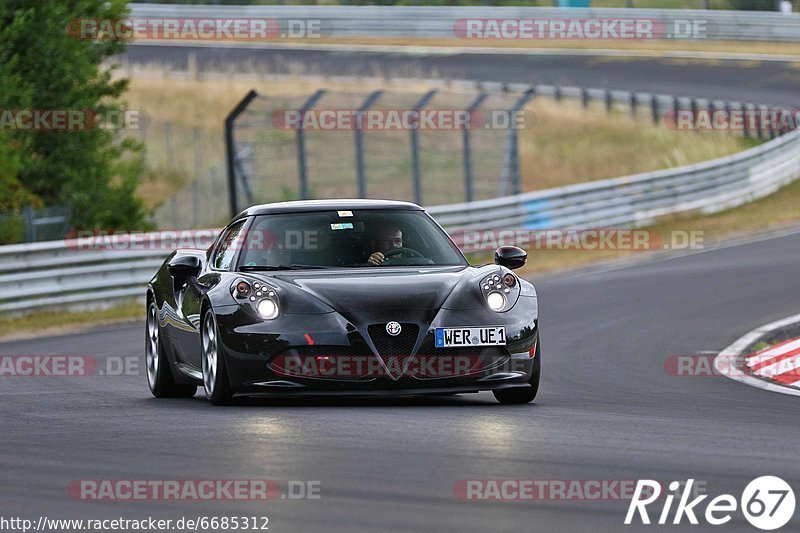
[239,264,340,271]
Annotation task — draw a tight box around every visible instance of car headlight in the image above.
[232,278,280,320]
[486,291,506,311]
[480,271,520,312]
[257,298,279,320]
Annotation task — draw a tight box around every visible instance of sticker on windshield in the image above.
[330,223,354,230]
[337,210,353,217]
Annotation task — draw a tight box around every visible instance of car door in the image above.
[174,221,247,370]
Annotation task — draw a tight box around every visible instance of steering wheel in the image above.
[383,247,424,261]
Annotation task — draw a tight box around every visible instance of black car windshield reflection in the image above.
[236,210,467,269]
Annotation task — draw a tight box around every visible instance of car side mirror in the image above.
[494,246,527,270]
[168,255,201,284]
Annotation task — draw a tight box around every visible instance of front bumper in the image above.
[214,302,538,396]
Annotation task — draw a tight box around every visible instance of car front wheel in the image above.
[493,340,541,405]
[202,309,235,405]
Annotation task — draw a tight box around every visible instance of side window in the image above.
[213,221,246,271]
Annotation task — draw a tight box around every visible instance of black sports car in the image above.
[146,199,540,405]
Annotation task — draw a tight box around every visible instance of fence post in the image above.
[354,90,383,198]
[501,88,536,197]
[295,90,327,201]
[463,93,489,203]
[225,89,259,218]
[410,90,438,205]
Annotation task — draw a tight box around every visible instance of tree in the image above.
[0,0,147,232]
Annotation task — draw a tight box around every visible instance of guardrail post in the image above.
[742,103,751,139]
[354,90,383,198]
[766,107,777,139]
[501,88,535,197]
[225,89,259,218]
[554,86,562,102]
[296,89,327,200]
[410,90,438,206]
[651,95,660,124]
[582,88,590,109]
[605,90,614,113]
[756,105,769,140]
[463,93,489,203]
[756,105,765,140]
[724,101,735,137]
[690,98,699,130]
[630,92,637,118]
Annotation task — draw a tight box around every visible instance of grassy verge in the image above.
[0,300,144,342]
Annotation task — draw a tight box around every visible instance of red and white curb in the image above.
[715,313,800,397]
[745,337,800,388]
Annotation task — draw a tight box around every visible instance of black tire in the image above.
[493,340,541,405]
[146,299,197,398]
[201,308,235,406]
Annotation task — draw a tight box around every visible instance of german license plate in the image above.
[435,326,506,348]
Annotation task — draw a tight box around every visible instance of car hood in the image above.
[256,265,500,324]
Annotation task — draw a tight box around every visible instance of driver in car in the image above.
[367,226,403,266]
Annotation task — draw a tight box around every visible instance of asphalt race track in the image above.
[123,44,800,107]
[2,46,799,531]
[2,230,800,531]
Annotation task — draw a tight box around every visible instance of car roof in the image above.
[237,199,424,218]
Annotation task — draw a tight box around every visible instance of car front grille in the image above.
[367,323,419,356]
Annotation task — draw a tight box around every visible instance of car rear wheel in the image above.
[202,309,235,406]
[493,341,541,405]
[146,300,196,398]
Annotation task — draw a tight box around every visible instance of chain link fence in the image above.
[146,79,792,230]
[226,88,523,212]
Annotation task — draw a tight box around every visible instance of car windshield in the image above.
[235,209,467,269]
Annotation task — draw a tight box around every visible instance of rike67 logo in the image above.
[626,477,796,530]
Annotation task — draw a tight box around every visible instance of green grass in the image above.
[0,299,144,341]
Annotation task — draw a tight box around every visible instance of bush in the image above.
[0,0,147,233]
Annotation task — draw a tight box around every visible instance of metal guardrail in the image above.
[433,128,800,232]
[1,126,798,313]
[129,4,800,42]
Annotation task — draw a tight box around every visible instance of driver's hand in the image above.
[367,251,385,266]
